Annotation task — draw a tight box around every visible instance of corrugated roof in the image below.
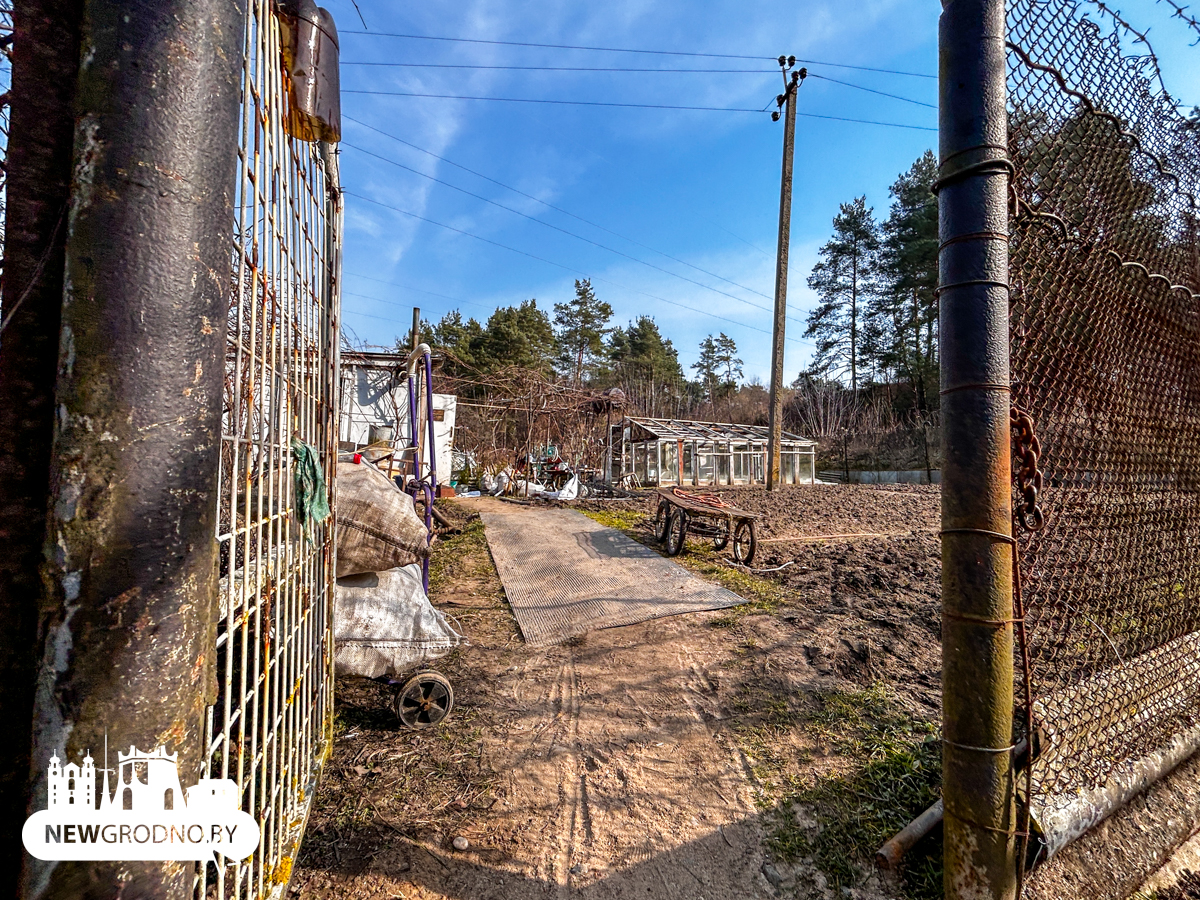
[622,416,815,446]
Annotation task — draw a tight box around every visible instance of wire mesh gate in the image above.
[1006,0,1200,858]
[202,1,342,896]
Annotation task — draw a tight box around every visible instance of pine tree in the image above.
[805,196,881,401]
[427,310,483,378]
[608,316,683,416]
[474,300,555,375]
[872,151,939,412]
[713,333,743,389]
[553,278,613,386]
[691,335,721,405]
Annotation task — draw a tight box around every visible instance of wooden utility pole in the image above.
[766,60,805,490]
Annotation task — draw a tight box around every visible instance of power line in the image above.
[807,72,936,109]
[341,61,780,73]
[343,90,769,113]
[339,31,774,60]
[343,115,787,307]
[342,90,938,130]
[342,90,938,131]
[341,140,804,324]
[344,189,815,346]
[339,30,938,79]
[346,272,493,310]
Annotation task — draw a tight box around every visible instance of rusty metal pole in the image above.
[766,65,802,492]
[938,1,1017,898]
[0,1,85,888]
[24,0,247,897]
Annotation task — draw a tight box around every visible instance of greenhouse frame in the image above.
[608,416,818,487]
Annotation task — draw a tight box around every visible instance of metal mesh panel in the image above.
[202,2,341,896]
[1006,0,1200,842]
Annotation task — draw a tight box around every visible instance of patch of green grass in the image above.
[741,683,942,899]
[577,508,647,532]
[577,509,790,623]
[428,517,489,595]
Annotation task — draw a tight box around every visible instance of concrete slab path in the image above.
[470,499,746,646]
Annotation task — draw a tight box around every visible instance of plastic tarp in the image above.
[333,564,465,678]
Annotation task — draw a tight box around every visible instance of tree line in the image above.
[408,149,941,433]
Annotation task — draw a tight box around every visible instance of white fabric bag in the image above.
[333,564,465,678]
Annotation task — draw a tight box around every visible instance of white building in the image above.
[111,745,186,813]
[340,351,456,483]
[48,751,95,810]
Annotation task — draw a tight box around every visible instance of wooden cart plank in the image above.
[655,487,760,521]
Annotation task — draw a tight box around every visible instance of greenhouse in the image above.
[608,416,818,487]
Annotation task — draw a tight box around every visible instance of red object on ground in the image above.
[437,485,456,498]
[353,453,362,464]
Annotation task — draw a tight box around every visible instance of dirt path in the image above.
[294,487,946,900]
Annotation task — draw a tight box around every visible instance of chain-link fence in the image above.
[202,1,342,896]
[1006,0,1200,858]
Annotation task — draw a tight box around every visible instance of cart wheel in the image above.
[665,510,688,557]
[712,517,730,551]
[732,520,757,566]
[653,501,671,543]
[394,671,455,729]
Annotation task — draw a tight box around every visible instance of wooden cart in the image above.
[653,487,758,565]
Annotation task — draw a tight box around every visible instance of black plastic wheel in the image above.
[664,510,688,557]
[732,520,757,566]
[712,516,730,551]
[394,671,455,729]
[653,500,671,543]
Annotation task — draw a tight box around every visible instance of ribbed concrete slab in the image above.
[476,502,746,646]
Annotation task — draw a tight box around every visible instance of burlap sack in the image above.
[335,459,430,577]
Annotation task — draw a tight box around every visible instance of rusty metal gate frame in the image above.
[200,1,341,896]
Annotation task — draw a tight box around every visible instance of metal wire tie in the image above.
[935,278,1012,297]
[943,610,1022,627]
[943,738,1020,753]
[939,230,1011,250]
[943,803,1030,839]
[939,527,1016,544]
[940,382,1013,396]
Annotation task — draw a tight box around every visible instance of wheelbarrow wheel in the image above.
[712,516,730,551]
[732,520,757,566]
[653,500,671,543]
[665,510,688,557]
[394,671,455,729]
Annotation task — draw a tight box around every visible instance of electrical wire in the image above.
[343,189,815,346]
[341,61,780,73]
[342,90,938,130]
[340,62,936,107]
[344,114,783,305]
[339,30,938,78]
[341,140,804,324]
[343,90,770,112]
[807,72,936,109]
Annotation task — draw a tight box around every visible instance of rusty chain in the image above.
[1011,406,1045,532]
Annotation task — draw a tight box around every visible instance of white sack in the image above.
[536,474,579,501]
[334,564,465,678]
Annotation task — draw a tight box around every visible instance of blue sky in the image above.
[326,0,1200,383]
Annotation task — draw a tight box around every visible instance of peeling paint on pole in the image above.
[939,1,1019,898]
[24,1,248,897]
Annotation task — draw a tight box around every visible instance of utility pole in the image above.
[26,1,247,897]
[766,59,805,491]
[939,1,1018,897]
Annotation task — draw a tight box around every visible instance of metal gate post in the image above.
[0,1,85,888]
[25,1,247,897]
[938,1,1018,898]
